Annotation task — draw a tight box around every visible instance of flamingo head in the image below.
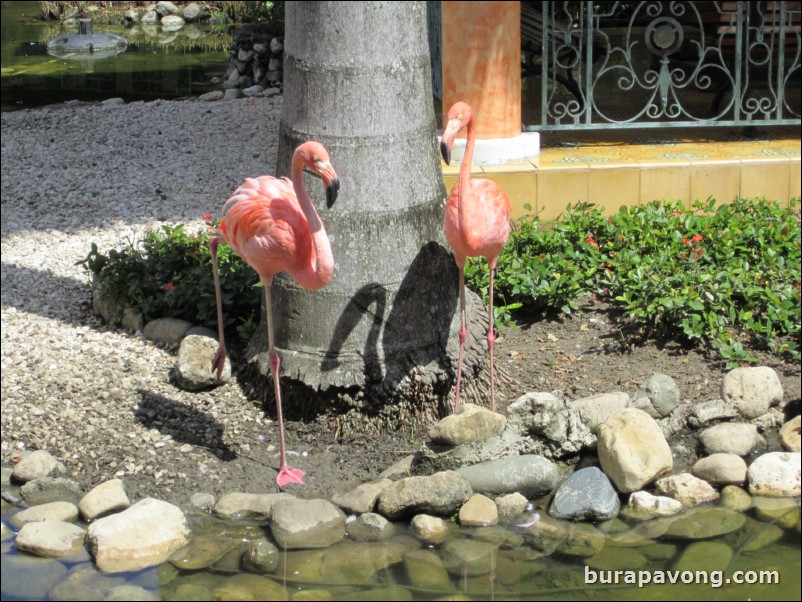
[298,141,340,208]
[440,101,473,165]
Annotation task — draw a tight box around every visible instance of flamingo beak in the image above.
[326,177,340,208]
[440,118,462,166]
[317,161,339,208]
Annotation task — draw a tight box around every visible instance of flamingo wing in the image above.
[219,176,314,278]
[445,178,511,262]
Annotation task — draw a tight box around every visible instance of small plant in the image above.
[80,216,261,340]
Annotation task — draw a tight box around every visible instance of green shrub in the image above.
[80,217,261,341]
[466,198,801,364]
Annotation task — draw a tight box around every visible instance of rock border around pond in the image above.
[3,364,800,596]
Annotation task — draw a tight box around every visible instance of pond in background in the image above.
[1,1,231,112]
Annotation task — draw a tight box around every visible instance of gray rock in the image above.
[726,517,785,552]
[428,403,506,446]
[168,534,238,571]
[458,493,498,527]
[224,88,242,101]
[409,514,450,545]
[655,472,720,506]
[673,541,733,572]
[161,14,185,30]
[242,537,280,572]
[242,85,264,97]
[155,1,180,16]
[141,10,159,24]
[199,91,224,102]
[699,422,766,456]
[507,392,595,455]
[79,478,130,520]
[748,452,801,497]
[87,498,190,573]
[10,501,79,528]
[720,485,753,511]
[263,87,282,98]
[780,415,801,452]
[183,2,202,21]
[253,42,268,54]
[752,496,800,528]
[190,492,215,511]
[456,454,560,496]
[210,574,287,600]
[16,520,86,559]
[571,391,630,426]
[121,307,144,332]
[378,454,416,480]
[442,537,498,577]
[495,492,529,522]
[213,492,294,520]
[12,450,66,483]
[270,38,284,54]
[549,467,620,521]
[270,498,346,549]
[377,471,472,520]
[174,334,230,390]
[346,512,395,542]
[692,453,748,485]
[687,399,739,427]
[142,317,193,344]
[403,549,456,592]
[123,9,141,23]
[721,366,784,418]
[664,506,747,539]
[597,408,673,493]
[627,491,683,516]
[633,373,680,417]
[331,478,392,514]
[19,476,82,506]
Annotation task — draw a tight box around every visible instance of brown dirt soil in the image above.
[112,296,801,508]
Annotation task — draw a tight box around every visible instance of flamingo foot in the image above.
[211,344,228,379]
[276,466,306,487]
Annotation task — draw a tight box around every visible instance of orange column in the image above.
[441,1,521,139]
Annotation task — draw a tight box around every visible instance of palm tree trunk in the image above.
[246,1,489,435]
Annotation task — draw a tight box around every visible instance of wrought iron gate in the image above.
[528,1,801,130]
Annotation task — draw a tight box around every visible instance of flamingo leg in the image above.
[264,281,305,487]
[487,260,497,412]
[210,237,228,378]
[454,261,467,413]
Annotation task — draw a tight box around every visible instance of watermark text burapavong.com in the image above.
[585,566,781,589]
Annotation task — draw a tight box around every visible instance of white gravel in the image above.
[1,96,292,503]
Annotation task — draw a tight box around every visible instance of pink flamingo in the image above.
[441,101,511,413]
[209,141,339,487]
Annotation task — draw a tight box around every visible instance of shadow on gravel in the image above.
[135,388,237,461]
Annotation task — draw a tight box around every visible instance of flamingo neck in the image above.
[457,116,476,226]
[458,116,476,191]
[290,150,334,290]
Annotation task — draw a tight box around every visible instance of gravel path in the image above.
[0,97,328,504]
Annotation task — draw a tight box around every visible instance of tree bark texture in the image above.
[246,1,489,434]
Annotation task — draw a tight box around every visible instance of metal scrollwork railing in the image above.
[528,1,801,130]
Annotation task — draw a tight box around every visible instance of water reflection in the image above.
[1,1,231,111]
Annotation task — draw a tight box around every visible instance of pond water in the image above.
[2,495,800,601]
[1,1,230,112]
